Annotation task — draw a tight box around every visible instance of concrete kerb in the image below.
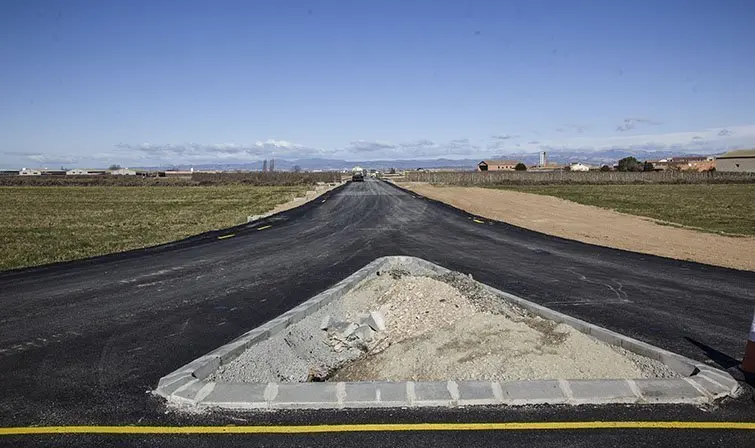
[154,256,741,411]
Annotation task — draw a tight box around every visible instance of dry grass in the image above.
[0,185,307,271]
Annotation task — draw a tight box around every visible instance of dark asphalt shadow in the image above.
[684,337,755,387]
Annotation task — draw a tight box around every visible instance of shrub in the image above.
[514,163,527,171]
[617,157,642,172]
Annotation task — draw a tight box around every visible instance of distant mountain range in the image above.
[137,149,721,171]
[137,158,483,171]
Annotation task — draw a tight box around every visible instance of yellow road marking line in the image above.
[473,219,485,224]
[217,234,235,240]
[256,225,272,231]
[1,422,754,435]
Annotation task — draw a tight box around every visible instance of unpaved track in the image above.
[401,183,755,271]
[1,178,754,447]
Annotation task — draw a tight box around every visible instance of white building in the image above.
[569,162,591,172]
[111,168,137,175]
[66,169,91,175]
[19,168,41,176]
[539,151,547,166]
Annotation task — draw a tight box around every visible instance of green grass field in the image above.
[493,184,755,236]
[0,185,308,271]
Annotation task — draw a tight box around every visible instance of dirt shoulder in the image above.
[400,182,755,272]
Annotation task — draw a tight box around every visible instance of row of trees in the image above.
[512,161,635,172]
[557,157,654,172]
[502,159,662,172]
[616,156,653,172]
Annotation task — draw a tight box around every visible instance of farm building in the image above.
[19,168,41,176]
[651,156,714,171]
[478,160,519,171]
[66,169,93,175]
[715,149,755,172]
[110,168,137,175]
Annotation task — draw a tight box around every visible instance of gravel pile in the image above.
[211,269,679,383]
[435,271,528,318]
[373,275,477,344]
[209,272,399,383]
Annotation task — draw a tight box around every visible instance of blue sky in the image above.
[1,0,755,167]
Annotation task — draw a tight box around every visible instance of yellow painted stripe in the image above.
[217,234,235,240]
[1,422,753,435]
[473,219,485,224]
[256,225,272,231]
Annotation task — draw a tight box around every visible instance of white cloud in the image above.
[113,140,334,162]
[508,124,755,154]
[5,123,753,168]
[347,140,397,152]
[615,117,663,132]
[3,152,83,166]
[27,154,79,164]
[254,139,300,149]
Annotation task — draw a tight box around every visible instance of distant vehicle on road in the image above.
[352,166,365,182]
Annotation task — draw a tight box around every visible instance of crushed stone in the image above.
[210,269,679,383]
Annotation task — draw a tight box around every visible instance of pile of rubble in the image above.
[320,310,387,353]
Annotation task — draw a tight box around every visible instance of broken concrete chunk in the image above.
[320,315,331,330]
[333,322,359,338]
[365,310,386,331]
[351,325,375,343]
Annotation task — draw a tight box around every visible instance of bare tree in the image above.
[261,159,268,172]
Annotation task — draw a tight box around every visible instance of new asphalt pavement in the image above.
[1,178,753,447]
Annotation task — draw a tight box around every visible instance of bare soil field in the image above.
[401,183,755,272]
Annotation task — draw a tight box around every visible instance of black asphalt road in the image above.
[1,179,753,447]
